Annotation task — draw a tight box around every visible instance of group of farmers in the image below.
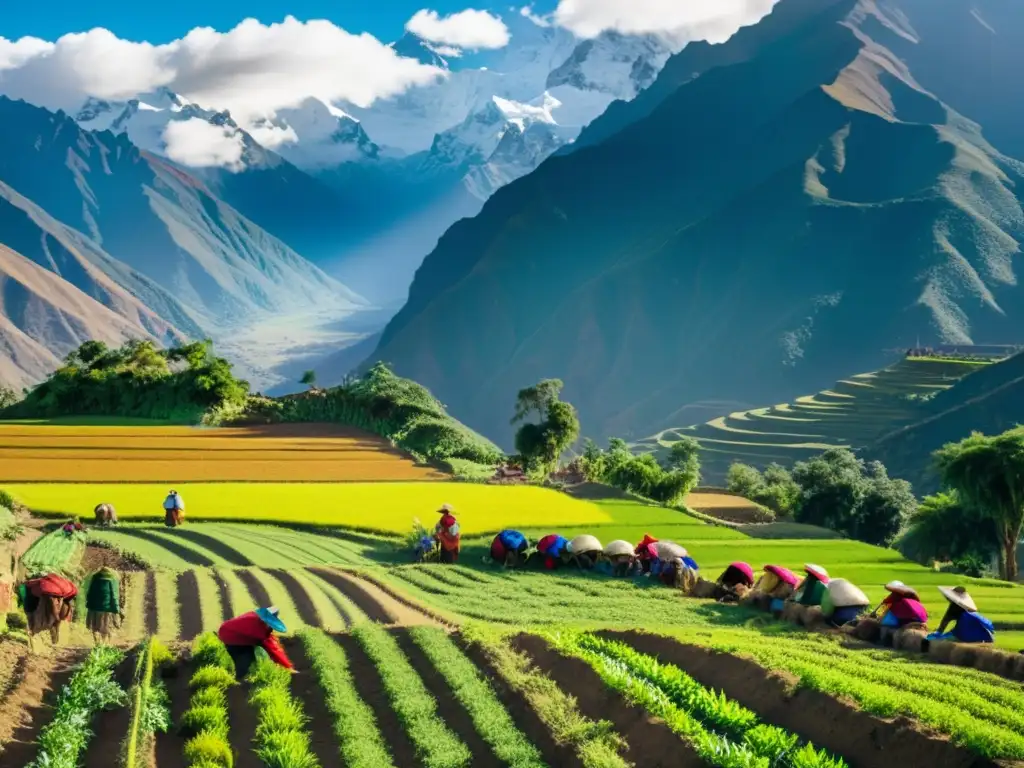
[92,489,186,528]
[15,566,123,649]
[420,508,998,650]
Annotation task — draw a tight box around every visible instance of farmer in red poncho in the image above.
[18,573,78,649]
[218,606,294,679]
[434,504,461,564]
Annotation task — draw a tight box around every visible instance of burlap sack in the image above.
[895,627,928,653]
[853,617,881,643]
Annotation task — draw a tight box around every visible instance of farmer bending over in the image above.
[434,505,461,564]
[86,567,124,643]
[927,586,995,644]
[218,606,294,679]
[490,529,529,568]
[18,573,78,650]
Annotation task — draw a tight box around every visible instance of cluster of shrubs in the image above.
[243,362,503,466]
[578,437,701,505]
[1,340,249,423]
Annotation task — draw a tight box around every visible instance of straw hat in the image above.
[939,586,977,613]
[604,540,633,557]
[569,534,603,555]
[656,541,687,560]
[804,564,830,584]
[826,578,869,609]
[884,580,919,599]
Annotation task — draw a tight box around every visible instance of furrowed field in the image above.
[3,421,1024,768]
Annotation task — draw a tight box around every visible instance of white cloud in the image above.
[0,16,444,122]
[406,9,511,49]
[162,118,246,170]
[519,5,552,27]
[552,0,778,44]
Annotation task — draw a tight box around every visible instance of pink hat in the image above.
[804,564,830,584]
[730,562,754,583]
[764,565,799,586]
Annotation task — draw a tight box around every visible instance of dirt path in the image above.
[0,649,83,766]
[267,569,320,627]
[235,570,272,609]
[211,571,233,622]
[144,572,158,636]
[394,629,502,768]
[154,657,190,768]
[510,634,704,768]
[83,652,136,768]
[176,572,204,642]
[334,633,418,768]
[311,568,435,626]
[281,638,340,767]
[604,630,992,768]
[226,679,262,768]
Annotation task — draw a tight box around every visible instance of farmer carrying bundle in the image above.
[218,606,294,679]
[927,586,995,644]
[18,574,78,648]
[434,505,461,564]
[489,530,529,568]
[163,490,185,527]
[85,567,124,642]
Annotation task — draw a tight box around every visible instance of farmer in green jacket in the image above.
[85,568,123,643]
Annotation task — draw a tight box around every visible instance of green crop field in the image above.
[636,358,993,483]
[3,421,1024,768]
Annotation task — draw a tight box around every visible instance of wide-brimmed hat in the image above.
[604,540,633,557]
[764,565,799,586]
[730,562,754,583]
[656,541,687,560]
[939,586,977,612]
[804,564,830,584]
[827,578,869,608]
[256,606,287,633]
[884,580,919,599]
[569,534,603,555]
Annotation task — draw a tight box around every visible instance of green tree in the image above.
[896,491,997,567]
[300,370,317,388]
[726,462,765,499]
[511,380,580,472]
[852,462,916,547]
[0,385,18,409]
[935,428,1024,580]
[727,461,800,516]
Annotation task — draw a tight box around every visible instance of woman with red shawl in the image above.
[434,504,461,564]
[218,606,294,679]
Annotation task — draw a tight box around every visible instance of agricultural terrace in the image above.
[5,421,1024,768]
[638,357,992,483]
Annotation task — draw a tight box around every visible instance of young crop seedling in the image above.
[122,636,174,768]
[181,632,236,768]
[247,656,320,768]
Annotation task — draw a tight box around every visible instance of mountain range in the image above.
[0,20,674,391]
[370,0,1024,448]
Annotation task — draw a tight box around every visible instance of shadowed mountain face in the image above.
[372,0,1024,447]
[0,97,369,388]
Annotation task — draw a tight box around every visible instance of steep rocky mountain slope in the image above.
[867,351,1024,492]
[0,97,369,388]
[371,0,1024,447]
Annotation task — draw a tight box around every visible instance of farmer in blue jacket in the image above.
[927,586,995,644]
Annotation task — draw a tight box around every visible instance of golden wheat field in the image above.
[0,423,445,482]
[6,482,609,533]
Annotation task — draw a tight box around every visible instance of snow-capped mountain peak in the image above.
[391,32,454,70]
[249,97,380,170]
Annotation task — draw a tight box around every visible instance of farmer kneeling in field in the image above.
[853,580,929,644]
[434,505,461,564]
[927,586,995,644]
[489,529,529,568]
[792,564,830,607]
[18,573,78,650]
[537,534,571,570]
[86,567,124,643]
[568,535,603,569]
[93,503,118,527]
[218,606,295,679]
[743,564,799,612]
[711,562,755,602]
[820,578,870,627]
[163,490,185,527]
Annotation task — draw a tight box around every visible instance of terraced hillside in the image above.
[636,358,992,484]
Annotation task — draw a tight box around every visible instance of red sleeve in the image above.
[261,634,294,669]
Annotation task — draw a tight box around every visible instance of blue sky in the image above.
[4,0,555,43]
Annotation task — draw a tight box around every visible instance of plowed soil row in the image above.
[154,657,189,768]
[393,629,502,768]
[267,569,319,626]
[235,569,272,609]
[211,571,233,622]
[83,652,137,768]
[176,571,204,642]
[281,637,347,768]
[0,649,84,766]
[145,571,158,635]
[334,633,418,767]
[510,633,704,768]
[603,630,996,768]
